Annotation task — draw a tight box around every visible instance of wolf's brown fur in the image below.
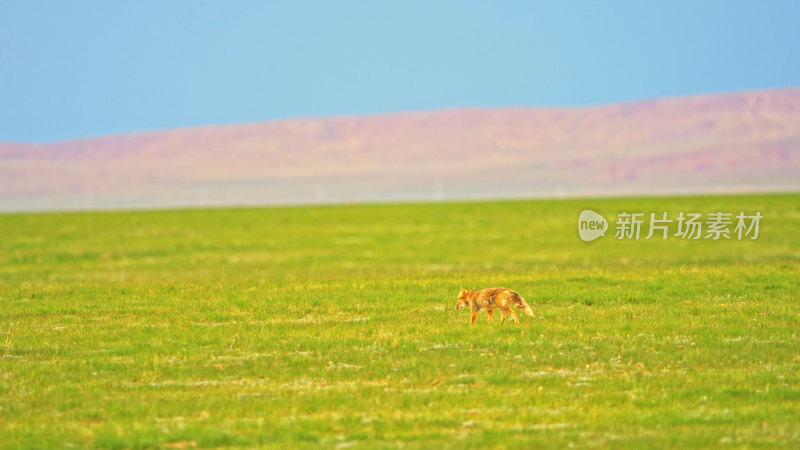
[455,287,535,324]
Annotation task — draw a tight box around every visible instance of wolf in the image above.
[455,287,534,324]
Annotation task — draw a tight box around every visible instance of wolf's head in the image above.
[455,287,469,309]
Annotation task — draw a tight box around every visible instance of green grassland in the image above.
[1,193,799,448]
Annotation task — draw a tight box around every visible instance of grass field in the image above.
[1,193,799,448]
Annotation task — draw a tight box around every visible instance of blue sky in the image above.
[2,1,799,143]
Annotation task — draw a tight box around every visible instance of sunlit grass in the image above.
[1,194,798,448]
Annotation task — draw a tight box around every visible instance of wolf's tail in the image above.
[513,293,535,317]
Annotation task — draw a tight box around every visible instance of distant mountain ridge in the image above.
[2,88,799,211]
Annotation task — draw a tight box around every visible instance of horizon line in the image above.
[5,85,798,146]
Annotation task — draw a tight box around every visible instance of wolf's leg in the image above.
[470,311,478,324]
[510,310,519,323]
[487,310,493,322]
[500,310,506,323]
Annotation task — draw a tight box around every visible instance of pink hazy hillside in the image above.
[1,88,799,211]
